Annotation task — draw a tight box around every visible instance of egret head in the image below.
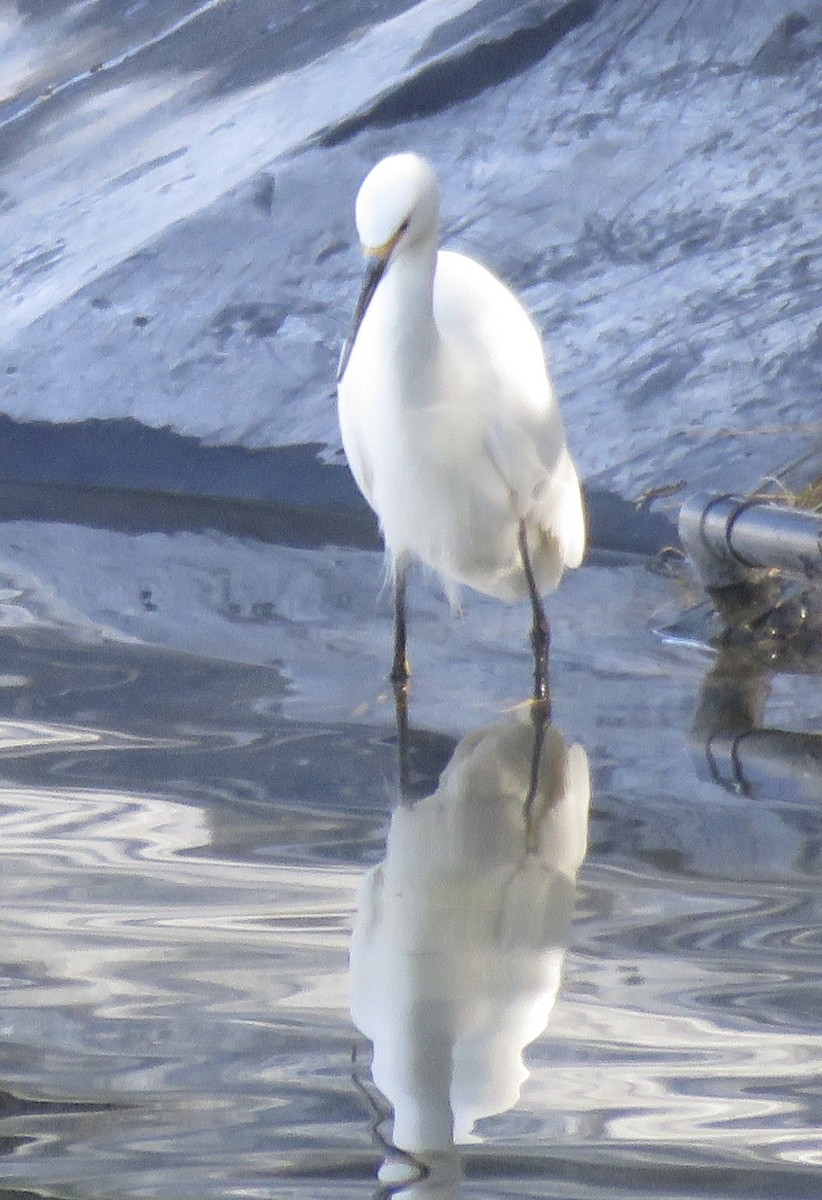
[337,154,440,383]
[355,152,440,257]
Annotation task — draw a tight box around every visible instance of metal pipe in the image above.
[679,492,822,590]
[697,729,822,801]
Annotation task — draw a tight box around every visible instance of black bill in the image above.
[336,254,389,384]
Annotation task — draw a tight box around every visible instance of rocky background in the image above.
[1,0,820,514]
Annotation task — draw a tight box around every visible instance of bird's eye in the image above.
[398,218,410,236]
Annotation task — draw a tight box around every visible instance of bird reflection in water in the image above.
[350,701,591,1196]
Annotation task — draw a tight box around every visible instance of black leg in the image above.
[393,675,411,801]
[517,521,551,706]
[523,696,550,854]
[390,559,409,686]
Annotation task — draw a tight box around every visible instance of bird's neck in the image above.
[380,242,439,394]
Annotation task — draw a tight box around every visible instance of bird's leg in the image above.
[517,521,551,707]
[390,558,410,687]
[523,695,550,854]
[389,558,412,798]
[393,675,411,801]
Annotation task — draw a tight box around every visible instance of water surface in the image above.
[0,509,820,1198]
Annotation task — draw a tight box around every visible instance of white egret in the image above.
[337,153,585,700]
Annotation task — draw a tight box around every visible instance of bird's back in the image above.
[433,250,550,421]
[433,250,586,582]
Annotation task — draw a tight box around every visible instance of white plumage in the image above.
[337,153,585,698]
[350,706,590,1163]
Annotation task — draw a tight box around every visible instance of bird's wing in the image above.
[434,250,585,566]
[433,250,551,421]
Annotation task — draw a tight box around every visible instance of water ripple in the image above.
[0,553,820,1194]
